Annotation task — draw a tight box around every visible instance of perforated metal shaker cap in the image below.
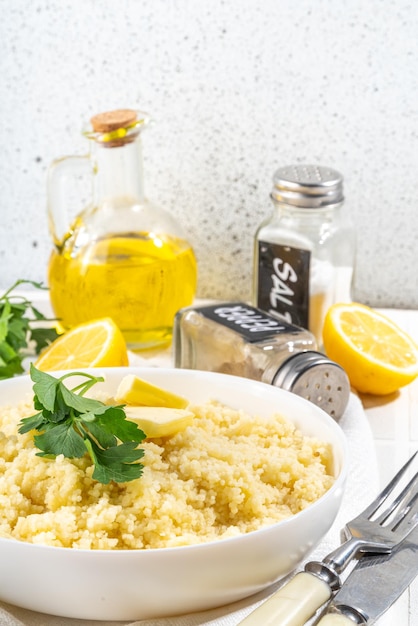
[272,351,350,421]
[272,164,344,208]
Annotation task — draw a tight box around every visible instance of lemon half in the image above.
[322,302,418,395]
[35,318,129,371]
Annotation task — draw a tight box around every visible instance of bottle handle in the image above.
[47,154,93,247]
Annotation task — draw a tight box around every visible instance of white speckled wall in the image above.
[1,0,418,307]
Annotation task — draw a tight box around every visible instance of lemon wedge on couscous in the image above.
[322,302,418,395]
[34,317,129,371]
[124,406,195,438]
[115,374,189,408]
[114,374,192,438]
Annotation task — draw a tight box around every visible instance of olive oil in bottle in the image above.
[47,110,197,350]
[48,233,197,348]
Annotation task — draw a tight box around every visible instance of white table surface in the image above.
[359,308,418,626]
[8,293,418,624]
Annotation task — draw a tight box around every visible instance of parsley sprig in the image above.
[0,279,59,379]
[18,365,146,484]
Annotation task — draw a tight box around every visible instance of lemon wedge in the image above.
[124,406,194,438]
[322,302,418,395]
[115,374,189,409]
[35,318,129,371]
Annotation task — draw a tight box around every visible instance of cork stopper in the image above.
[90,109,138,133]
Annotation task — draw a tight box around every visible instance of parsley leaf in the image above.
[35,421,88,459]
[0,280,59,380]
[18,364,146,484]
[85,439,145,484]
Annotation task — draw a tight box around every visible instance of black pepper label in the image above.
[197,302,300,343]
[256,242,310,328]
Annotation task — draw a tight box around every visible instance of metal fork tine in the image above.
[361,450,418,519]
[392,490,418,533]
[375,470,418,525]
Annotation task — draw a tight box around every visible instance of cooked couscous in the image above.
[0,396,334,550]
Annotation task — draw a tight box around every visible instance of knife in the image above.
[316,522,418,625]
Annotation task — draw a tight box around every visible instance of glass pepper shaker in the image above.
[174,302,350,421]
[253,164,356,343]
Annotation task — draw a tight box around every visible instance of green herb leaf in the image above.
[35,421,87,459]
[60,384,109,415]
[94,406,145,441]
[0,280,59,380]
[18,411,47,434]
[31,366,60,412]
[18,365,146,484]
[85,439,145,484]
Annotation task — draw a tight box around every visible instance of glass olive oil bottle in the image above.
[47,109,197,350]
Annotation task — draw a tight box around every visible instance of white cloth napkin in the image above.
[0,389,382,626]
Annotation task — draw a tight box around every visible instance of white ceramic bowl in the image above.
[0,367,348,621]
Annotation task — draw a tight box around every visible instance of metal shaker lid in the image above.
[271,164,344,208]
[272,350,350,421]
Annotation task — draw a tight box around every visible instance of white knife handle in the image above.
[238,571,332,625]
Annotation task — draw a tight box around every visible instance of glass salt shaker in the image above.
[253,164,356,343]
[174,302,350,420]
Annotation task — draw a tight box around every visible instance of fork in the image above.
[238,451,418,626]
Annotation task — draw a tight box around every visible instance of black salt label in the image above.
[197,302,300,343]
[256,242,310,328]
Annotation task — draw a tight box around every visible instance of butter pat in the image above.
[124,406,195,438]
[115,375,189,409]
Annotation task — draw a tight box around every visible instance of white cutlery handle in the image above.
[316,613,360,625]
[238,571,332,625]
